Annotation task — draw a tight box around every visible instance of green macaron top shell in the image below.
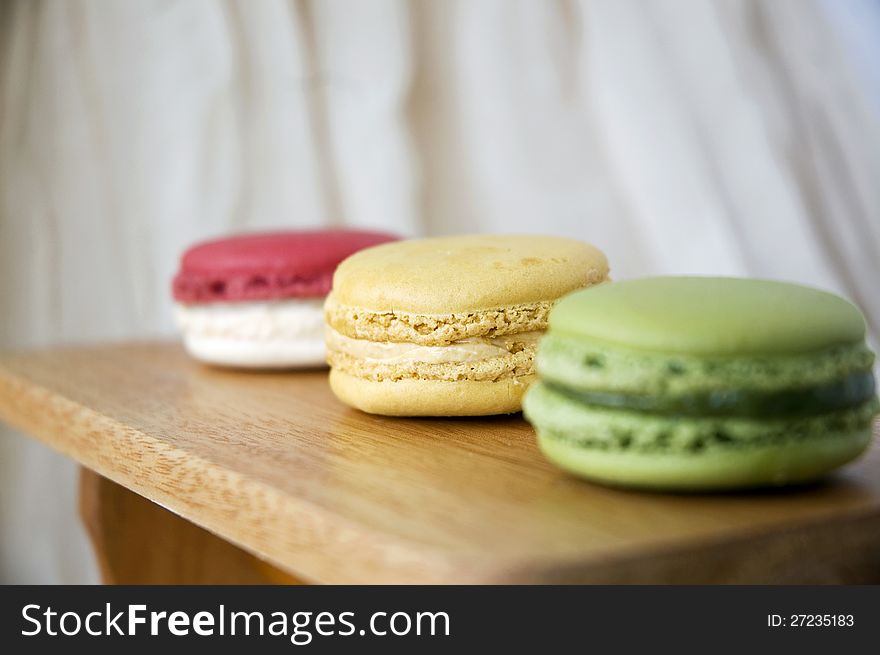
[551,277,867,356]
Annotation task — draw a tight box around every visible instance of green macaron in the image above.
[522,277,879,491]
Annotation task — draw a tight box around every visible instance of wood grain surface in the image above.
[1,342,879,584]
[79,468,301,584]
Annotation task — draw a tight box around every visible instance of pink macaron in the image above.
[172,229,398,368]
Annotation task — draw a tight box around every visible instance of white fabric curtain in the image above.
[1,0,878,583]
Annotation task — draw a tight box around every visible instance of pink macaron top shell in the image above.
[172,229,398,304]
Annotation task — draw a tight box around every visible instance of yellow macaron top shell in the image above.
[329,234,609,314]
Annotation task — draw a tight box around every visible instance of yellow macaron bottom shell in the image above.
[329,368,535,416]
[537,427,873,492]
[325,326,538,415]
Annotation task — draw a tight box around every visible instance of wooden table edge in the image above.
[0,360,489,584]
[2,348,879,584]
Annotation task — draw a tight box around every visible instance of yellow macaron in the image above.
[324,234,609,416]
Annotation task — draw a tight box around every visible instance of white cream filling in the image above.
[175,299,326,341]
[326,328,542,364]
[175,299,327,367]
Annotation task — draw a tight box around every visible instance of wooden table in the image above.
[1,342,879,584]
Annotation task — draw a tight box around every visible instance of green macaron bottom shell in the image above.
[523,381,878,491]
[536,427,872,491]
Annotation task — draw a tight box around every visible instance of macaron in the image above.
[324,234,609,416]
[523,277,879,491]
[172,229,398,368]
